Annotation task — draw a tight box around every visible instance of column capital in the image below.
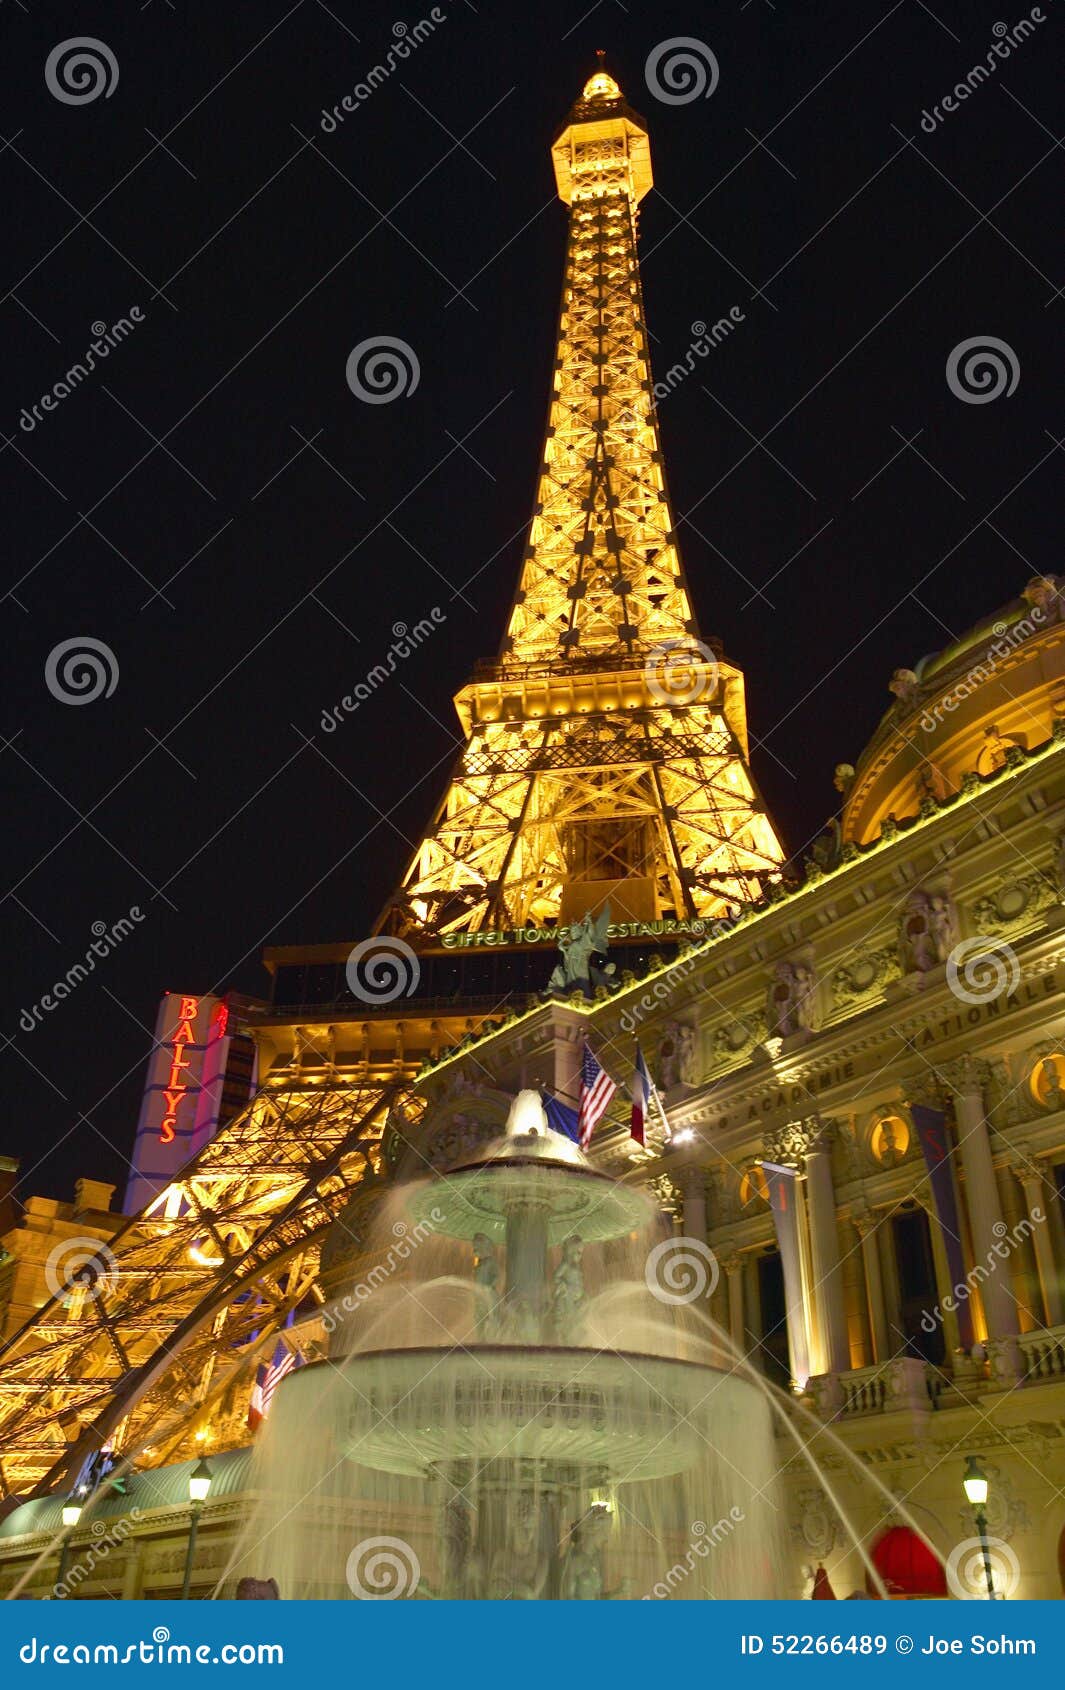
[763,1116,836,1171]
[850,1202,879,1239]
[676,1165,708,1199]
[937,1054,994,1098]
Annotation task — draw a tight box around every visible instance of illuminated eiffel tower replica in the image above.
[0,64,783,1501]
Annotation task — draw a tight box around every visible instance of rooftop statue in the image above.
[546,905,616,997]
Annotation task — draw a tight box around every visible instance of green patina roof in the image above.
[0,1446,253,1541]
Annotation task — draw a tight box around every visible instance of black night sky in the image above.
[3,1,1063,1200]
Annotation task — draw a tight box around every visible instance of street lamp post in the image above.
[962,1455,997,1599]
[180,1458,213,1600]
[54,1500,83,1598]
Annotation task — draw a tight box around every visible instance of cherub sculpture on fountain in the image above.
[551,1234,586,1341]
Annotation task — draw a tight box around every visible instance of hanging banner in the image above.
[763,1160,811,1388]
[909,1104,974,1351]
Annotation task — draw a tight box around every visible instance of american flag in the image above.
[247,1339,299,1431]
[578,1043,617,1150]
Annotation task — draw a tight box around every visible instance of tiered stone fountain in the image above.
[233,1092,784,1599]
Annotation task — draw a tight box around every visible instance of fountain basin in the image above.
[337,1345,732,1482]
[406,1152,652,1245]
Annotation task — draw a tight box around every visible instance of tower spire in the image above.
[381,74,784,939]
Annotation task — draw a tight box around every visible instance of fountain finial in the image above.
[506,1089,549,1138]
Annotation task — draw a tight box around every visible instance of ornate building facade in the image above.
[2,68,1065,1602]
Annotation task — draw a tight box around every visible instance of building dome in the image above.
[841,575,1065,847]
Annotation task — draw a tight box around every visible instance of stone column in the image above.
[853,1204,889,1366]
[680,1168,708,1245]
[942,1057,1017,1342]
[1010,1148,1065,1328]
[803,1119,849,1374]
[724,1253,745,1353]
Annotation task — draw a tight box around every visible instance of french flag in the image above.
[630,1042,651,1147]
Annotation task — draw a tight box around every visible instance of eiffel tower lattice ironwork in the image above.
[382,65,784,940]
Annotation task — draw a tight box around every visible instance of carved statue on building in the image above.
[765,960,815,1039]
[1022,574,1065,625]
[888,667,920,714]
[898,891,939,974]
[546,906,616,996]
[658,1020,697,1088]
